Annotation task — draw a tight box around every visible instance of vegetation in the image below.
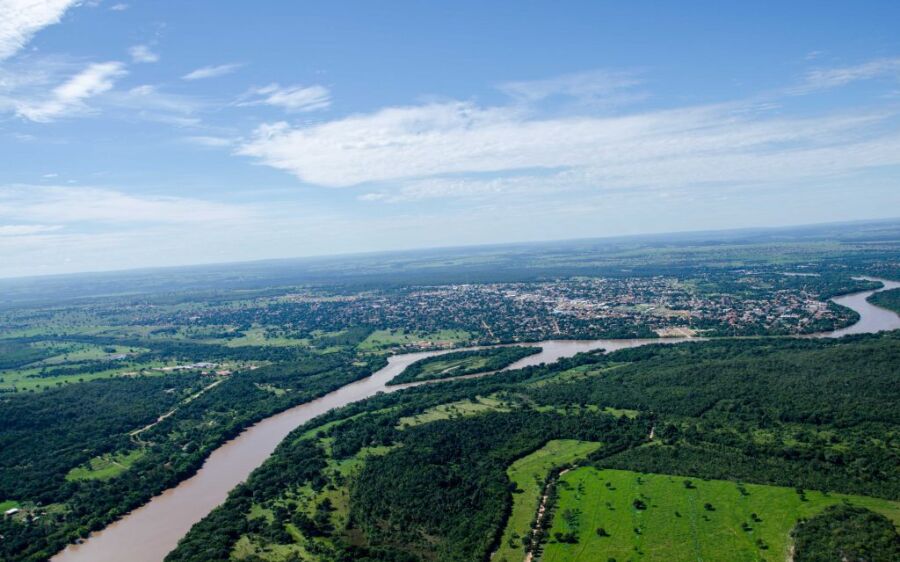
[0,222,898,561]
[495,440,603,561]
[0,347,385,562]
[167,332,900,562]
[357,329,470,351]
[540,468,900,562]
[869,287,900,314]
[792,504,900,562]
[388,346,541,385]
[0,342,54,370]
[65,450,146,482]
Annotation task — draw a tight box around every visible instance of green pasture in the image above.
[541,468,900,562]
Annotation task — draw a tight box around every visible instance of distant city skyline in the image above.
[1,1,899,278]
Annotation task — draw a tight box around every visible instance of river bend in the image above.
[53,278,900,562]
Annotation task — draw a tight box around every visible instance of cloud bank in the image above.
[237,98,900,201]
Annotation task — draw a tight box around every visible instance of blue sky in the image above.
[1,1,899,277]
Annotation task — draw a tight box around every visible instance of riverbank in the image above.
[53,278,900,562]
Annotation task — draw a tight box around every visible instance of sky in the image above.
[1,1,899,278]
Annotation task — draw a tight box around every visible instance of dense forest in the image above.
[869,287,900,314]
[166,332,900,562]
[792,505,900,561]
[0,344,385,562]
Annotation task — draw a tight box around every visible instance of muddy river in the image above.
[53,278,900,562]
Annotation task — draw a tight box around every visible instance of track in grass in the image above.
[494,440,603,562]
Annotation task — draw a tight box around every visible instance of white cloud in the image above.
[0,185,248,224]
[129,44,159,63]
[239,83,330,112]
[798,57,900,91]
[498,69,644,106]
[111,84,197,113]
[0,0,79,60]
[182,63,241,81]
[359,175,553,203]
[184,135,234,148]
[0,224,61,236]
[98,83,208,126]
[14,61,125,121]
[109,3,127,11]
[238,95,900,198]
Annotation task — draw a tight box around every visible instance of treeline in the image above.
[8,335,330,382]
[349,411,645,561]
[167,332,900,562]
[164,352,626,561]
[0,341,53,370]
[0,348,385,562]
[388,346,541,385]
[869,287,900,314]
[166,407,648,562]
[792,505,900,562]
[0,374,202,502]
[531,334,900,498]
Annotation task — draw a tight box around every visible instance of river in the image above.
[52,278,900,562]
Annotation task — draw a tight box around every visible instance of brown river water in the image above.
[52,278,900,562]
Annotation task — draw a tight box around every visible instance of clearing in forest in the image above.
[494,440,603,562]
[540,467,900,562]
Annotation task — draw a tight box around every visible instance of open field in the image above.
[0,358,201,392]
[65,450,146,481]
[219,326,311,347]
[389,345,541,384]
[495,440,603,562]
[0,500,19,512]
[396,395,511,428]
[357,328,470,351]
[541,468,900,562]
[398,351,497,379]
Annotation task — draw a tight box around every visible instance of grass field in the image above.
[357,328,470,351]
[494,440,603,562]
[0,358,173,392]
[390,346,541,384]
[220,326,311,347]
[0,341,164,391]
[541,468,900,562]
[65,449,145,481]
[402,353,495,379]
[0,500,20,512]
[397,395,511,428]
